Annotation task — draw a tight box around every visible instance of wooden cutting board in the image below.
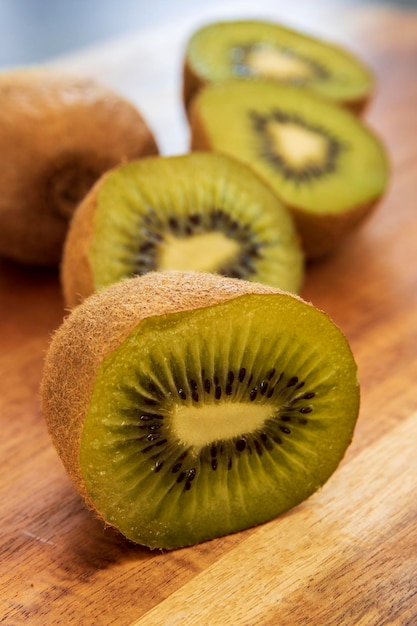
[1,3,417,624]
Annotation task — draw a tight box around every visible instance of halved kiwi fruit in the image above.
[0,68,158,265]
[42,271,360,550]
[183,19,374,113]
[61,152,303,308]
[189,80,389,258]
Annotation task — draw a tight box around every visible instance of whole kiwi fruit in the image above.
[42,271,360,550]
[0,68,158,265]
[61,151,304,308]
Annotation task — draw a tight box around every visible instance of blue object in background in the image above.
[0,0,415,68]
[0,0,204,67]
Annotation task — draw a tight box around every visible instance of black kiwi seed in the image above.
[144,398,159,406]
[287,376,299,387]
[139,414,154,421]
[177,471,187,484]
[260,380,268,395]
[303,392,316,399]
[168,217,180,231]
[189,213,201,227]
[139,241,154,254]
[147,433,160,441]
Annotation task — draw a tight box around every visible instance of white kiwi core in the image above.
[158,232,240,272]
[267,121,327,170]
[172,402,272,449]
[246,47,314,81]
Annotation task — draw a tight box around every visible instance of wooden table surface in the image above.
[1,2,417,624]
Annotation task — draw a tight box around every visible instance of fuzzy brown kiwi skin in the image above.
[0,68,158,266]
[61,176,102,309]
[188,102,387,260]
[42,271,306,520]
[289,198,382,260]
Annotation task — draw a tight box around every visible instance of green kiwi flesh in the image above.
[49,274,360,549]
[184,19,374,112]
[62,152,303,307]
[190,81,389,258]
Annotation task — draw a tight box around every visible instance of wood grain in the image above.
[136,413,417,626]
[1,3,417,625]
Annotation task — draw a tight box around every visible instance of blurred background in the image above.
[0,0,415,155]
[0,0,415,68]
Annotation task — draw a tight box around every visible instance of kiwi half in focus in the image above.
[183,19,374,113]
[61,152,303,308]
[42,271,360,550]
[189,80,389,258]
[0,68,158,265]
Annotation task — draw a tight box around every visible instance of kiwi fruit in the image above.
[61,152,303,308]
[0,68,158,266]
[183,19,374,114]
[41,271,360,550]
[189,80,389,258]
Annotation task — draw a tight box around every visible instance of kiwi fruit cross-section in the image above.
[0,68,158,265]
[183,19,374,114]
[189,80,389,258]
[42,271,360,550]
[61,152,303,308]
